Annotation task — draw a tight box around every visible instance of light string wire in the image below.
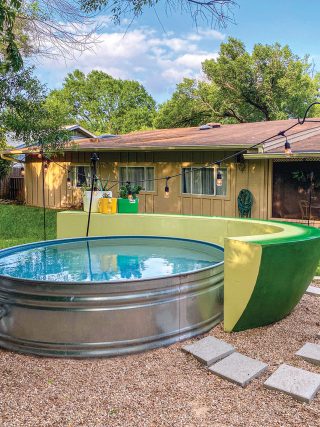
[20,102,320,191]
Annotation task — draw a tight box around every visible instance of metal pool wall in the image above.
[0,238,224,358]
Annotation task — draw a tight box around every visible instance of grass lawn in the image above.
[0,204,57,249]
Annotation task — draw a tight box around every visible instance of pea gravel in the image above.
[0,294,319,427]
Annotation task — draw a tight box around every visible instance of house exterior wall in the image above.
[24,151,270,219]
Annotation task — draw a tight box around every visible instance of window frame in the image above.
[180,165,229,198]
[70,164,91,189]
[118,165,156,193]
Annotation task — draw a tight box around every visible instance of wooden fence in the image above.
[0,168,25,202]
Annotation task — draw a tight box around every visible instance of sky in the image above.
[32,0,320,103]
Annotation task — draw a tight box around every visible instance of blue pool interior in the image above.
[0,236,224,283]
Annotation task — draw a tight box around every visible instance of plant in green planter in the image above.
[118,182,142,213]
[119,182,142,200]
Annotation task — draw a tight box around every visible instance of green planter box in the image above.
[117,198,139,213]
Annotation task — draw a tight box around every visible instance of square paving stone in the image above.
[264,364,320,403]
[182,336,235,366]
[305,286,320,296]
[209,352,268,387]
[296,343,320,366]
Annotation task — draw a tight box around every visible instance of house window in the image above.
[181,166,228,196]
[119,166,155,192]
[71,165,91,188]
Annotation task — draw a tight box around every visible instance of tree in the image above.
[0,66,69,151]
[0,0,99,71]
[0,0,24,71]
[46,70,157,134]
[1,1,237,71]
[202,38,319,122]
[155,38,320,128]
[155,78,223,128]
[80,0,236,26]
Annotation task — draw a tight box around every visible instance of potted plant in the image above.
[118,182,142,213]
[98,191,118,214]
[81,184,103,213]
[82,178,110,213]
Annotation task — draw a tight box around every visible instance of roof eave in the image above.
[61,144,251,152]
[244,152,320,160]
[1,144,251,155]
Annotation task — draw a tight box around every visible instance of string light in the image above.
[164,177,170,198]
[284,136,293,156]
[67,174,72,189]
[126,181,133,201]
[20,166,25,176]
[216,164,223,187]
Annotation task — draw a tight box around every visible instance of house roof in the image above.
[2,119,320,155]
[265,133,320,154]
[62,125,96,139]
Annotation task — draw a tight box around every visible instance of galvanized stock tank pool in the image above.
[0,236,224,357]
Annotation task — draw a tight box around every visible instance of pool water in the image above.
[0,237,224,283]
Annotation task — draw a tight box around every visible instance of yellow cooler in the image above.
[99,198,118,214]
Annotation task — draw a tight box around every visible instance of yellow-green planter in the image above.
[117,198,139,213]
[57,213,320,332]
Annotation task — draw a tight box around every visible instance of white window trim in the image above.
[181,165,228,197]
[119,165,156,193]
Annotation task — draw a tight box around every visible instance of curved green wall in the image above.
[57,212,320,332]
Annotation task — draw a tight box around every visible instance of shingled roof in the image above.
[3,119,320,154]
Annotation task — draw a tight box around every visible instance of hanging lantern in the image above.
[284,137,292,156]
[216,169,223,187]
[164,177,170,198]
[20,166,25,177]
[44,160,49,171]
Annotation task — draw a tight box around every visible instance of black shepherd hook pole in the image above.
[86,153,99,237]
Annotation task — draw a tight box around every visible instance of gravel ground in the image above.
[0,294,319,427]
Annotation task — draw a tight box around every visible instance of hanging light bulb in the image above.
[67,176,72,189]
[20,166,25,176]
[164,177,170,198]
[216,166,223,187]
[284,136,292,156]
[126,181,133,201]
[37,153,42,159]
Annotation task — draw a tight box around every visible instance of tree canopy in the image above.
[1,0,236,71]
[155,38,320,128]
[0,66,69,150]
[80,0,236,26]
[46,70,157,135]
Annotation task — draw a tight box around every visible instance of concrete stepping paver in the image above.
[182,336,235,366]
[264,364,320,403]
[209,352,268,387]
[296,343,320,366]
[305,286,320,296]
